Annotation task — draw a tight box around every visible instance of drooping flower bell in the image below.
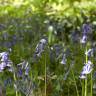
[0,52,13,72]
[60,54,67,65]
[79,73,86,79]
[82,23,92,35]
[82,60,93,74]
[79,60,93,79]
[85,48,93,57]
[80,23,92,44]
[80,35,87,44]
[0,52,9,62]
[35,38,47,57]
[17,61,29,78]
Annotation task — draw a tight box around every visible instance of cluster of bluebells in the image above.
[0,51,13,72]
[0,49,30,95]
[79,21,94,79]
[79,39,94,79]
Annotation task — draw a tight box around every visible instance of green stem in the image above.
[45,54,46,96]
[68,85,69,96]
[90,72,93,96]
[81,80,84,96]
[72,70,79,96]
[85,78,87,96]
[85,46,88,96]
[90,56,93,96]
[14,72,18,96]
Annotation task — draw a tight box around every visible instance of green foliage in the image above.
[0,0,96,96]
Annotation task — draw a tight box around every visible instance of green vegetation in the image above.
[0,0,96,96]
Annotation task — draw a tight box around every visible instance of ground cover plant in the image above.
[0,0,96,96]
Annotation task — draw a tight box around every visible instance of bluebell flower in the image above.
[17,68,23,77]
[0,51,13,72]
[17,61,29,77]
[25,66,29,76]
[85,48,93,57]
[81,60,93,74]
[35,38,47,57]
[82,23,92,34]
[79,73,86,79]
[80,23,92,44]
[4,78,12,87]
[24,61,29,76]
[0,52,9,62]
[70,28,80,43]
[79,60,93,79]
[80,35,87,44]
[53,44,63,58]
[60,54,66,65]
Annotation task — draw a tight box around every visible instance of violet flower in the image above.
[79,60,93,79]
[79,73,86,79]
[80,23,92,44]
[4,78,12,87]
[82,60,93,74]
[17,61,29,77]
[82,23,92,34]
[0,52,13,72]
[35,38,47,57]
[60,54,66,65]
[80,35,87,44]
[85,48,93,57]
[0,52,9,62]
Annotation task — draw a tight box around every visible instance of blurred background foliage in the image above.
[0,0,96,96]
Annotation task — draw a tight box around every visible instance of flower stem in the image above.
[72,70,79,96]
[85,46,88,96]
[90,72,93,96]
[45,54,46,96]
[81,80,84,96]
[14,73,18,96]
[85,78,87,96]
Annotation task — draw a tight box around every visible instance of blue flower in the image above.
[35,38,47,57]
[4,78,12,87]
[79,60,93,79]
[0,52,9,62]
[25,66,29,76]
[80,35,87,44]
[17,61,29,77]
[82,23,92,34]
[79,73,86,79]
[0,51,13,72]
[53,44,63,58]
[18,68,23,77]
[85,48,93,57]
[60,54,66,65]
[81,60,93,74]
